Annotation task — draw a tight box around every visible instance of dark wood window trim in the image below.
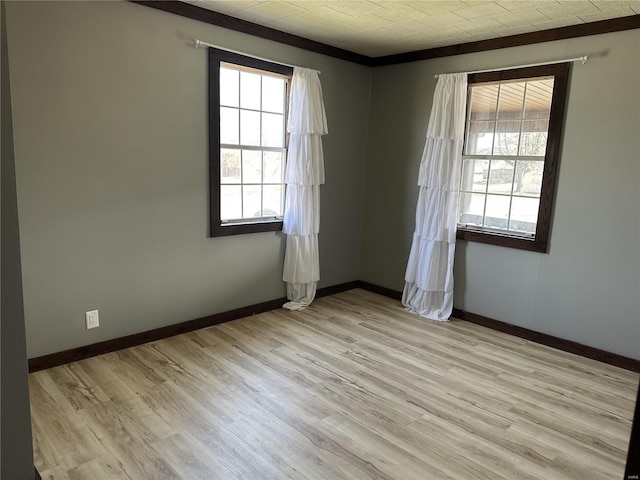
[208,48,293,237]
[456,63,570,253]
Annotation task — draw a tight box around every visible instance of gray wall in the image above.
[1,1,35,477]
[363,30,640,359]
[5,1,371,358]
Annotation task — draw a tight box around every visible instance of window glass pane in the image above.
[262,76,285,114]
[458,192,485,227]
[240,110,260,146]
[220,185,242,221]
[262,113,284,148]
[519,120,548,156]
[466,122,494,155]
[211,54,294,236]
[456,67,568,251]
[240,71,261,110]
[461,159,488,192]
[524,78,553,119]
[484,194,510,230]
[263,185,283,217]
[497,82,524,120]
[487,159,514,194]
[243,185,262,218]
[242,150,262,184]
[220,148,240,184]
[493,121,520,155]
[469,84,498,120]
[510,196,539,234]
[263,151,284,183]
[220,107,239,145]
[220,68,239,107]
[513,160,544,197]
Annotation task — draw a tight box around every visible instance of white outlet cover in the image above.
[85,310,99,329]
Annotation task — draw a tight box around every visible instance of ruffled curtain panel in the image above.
[402,73,467,320]
[282,68,328,311]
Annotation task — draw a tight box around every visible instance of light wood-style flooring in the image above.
[30,289,638,479]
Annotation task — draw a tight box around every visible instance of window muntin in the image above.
[219,64,287,223]
[208,48,293,237]
[459,77,553,237]
[456,64,570,253]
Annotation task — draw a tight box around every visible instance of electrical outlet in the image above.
[85,310,99,329]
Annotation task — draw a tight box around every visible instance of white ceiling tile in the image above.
[369,3,427,21]
[195,1,264,14]
[493,9,551,27]
[296,6,356,25]
[533,16,584,29]
[361,26,414,40]
[392,30,434,42]
[420,23,468,36]
[262,18,311,34]
[325,1,386,16]
[589,0,640,10]
[536,1,600,18]
[460,31,497,42]
[288,1,340,9]
[495,1,558,13]
[345,14,397,29]
[191,0,638,56]
[454,17,508,32]
[417,11,469,25]
[265,13,327,32]
[243,1,308,19]
[578,6,636,21]
[494,23,542,36]
[458,0,494,7]
[406,1,469,14]
[384,19,435,33]
[453,2,511,20]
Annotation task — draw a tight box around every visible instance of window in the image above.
[457,63,570,253]
[208,48,293,236]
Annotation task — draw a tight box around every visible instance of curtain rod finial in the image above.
[581,55,589,64]
[194,39,201,49]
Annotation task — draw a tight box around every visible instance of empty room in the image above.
[2,1,639,479]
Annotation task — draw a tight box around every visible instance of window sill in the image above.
[456,227,548,253]
[210,220,283,237]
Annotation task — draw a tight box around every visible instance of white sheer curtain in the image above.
[402,73,467,321]
[282,67,328,311]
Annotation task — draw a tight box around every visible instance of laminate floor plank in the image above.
[30,289,638,479]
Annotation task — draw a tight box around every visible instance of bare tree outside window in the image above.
[456,64,570,252]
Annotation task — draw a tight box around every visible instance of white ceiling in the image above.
[186,0,640,57]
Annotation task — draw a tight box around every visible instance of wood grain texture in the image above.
[356,281,640,374]
[28,282,358,372]
[30,289,637,479]
[451,308,640,374]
